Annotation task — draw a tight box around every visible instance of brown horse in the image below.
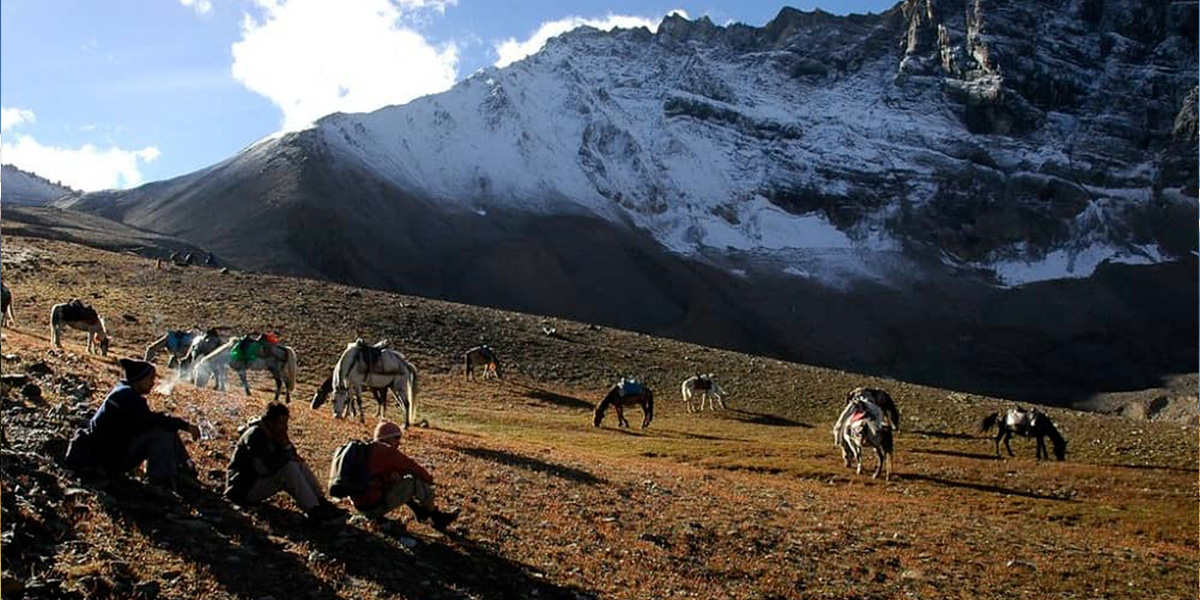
[50,300,109,356]
[464,345,502,380]
[1,282,15,328]
[593,379,654,429]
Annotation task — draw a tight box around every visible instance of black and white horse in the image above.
[833,396,894,480]
[979,407,1066,461]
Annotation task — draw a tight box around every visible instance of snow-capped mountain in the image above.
[55,2,1197,398]
[2,164,75,206]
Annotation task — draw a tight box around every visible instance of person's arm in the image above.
[381,448,434,483]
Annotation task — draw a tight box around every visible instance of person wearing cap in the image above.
[351,421,459,531]
[88,358,202,490]
[225,402,344,524]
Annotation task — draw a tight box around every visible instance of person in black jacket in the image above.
[224,402,343,524]
[89,358,201,490]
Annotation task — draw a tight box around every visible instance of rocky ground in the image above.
[1,234,1196,599]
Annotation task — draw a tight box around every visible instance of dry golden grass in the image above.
[1,234,1196,599]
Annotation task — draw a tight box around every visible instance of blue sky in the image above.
[0,0,897,191]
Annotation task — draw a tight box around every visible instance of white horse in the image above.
[681,374,727,412]
[192,336,297,403]
[50,301,109,356]
[463,345,502,380]
[833,397,894,480]
[1,282,15,328]
[331,340,419,427]
[179,329,226,384]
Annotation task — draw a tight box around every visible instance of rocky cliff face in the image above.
[55,4,1197,399]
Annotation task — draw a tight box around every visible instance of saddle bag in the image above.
[328,440,373,498]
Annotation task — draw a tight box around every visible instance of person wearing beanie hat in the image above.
[225,402,344,525]
[350,420,459,532]
[87,358,202,491]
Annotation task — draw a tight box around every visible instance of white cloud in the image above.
[1,107,36,131]
[494,9,688,69]
[231,0,459,132]
[1,134,161,191]
[179,0,213,16]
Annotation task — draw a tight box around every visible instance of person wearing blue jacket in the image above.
[89,358,201,491]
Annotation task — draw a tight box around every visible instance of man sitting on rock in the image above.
[89,358,202,492]
[225,402,344,524]
[351,421,459,532]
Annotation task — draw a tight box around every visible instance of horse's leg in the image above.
[238,369,252,396]
[1003,431,1015,458]
[615,403,628,428]
[872,443,885,479]
[1035,435,1046,461]
[993,428,1004,458]
[270,367,283,403]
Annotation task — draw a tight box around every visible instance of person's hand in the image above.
[187,424,202,441]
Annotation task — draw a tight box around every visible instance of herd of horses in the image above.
[1,289,1071,476]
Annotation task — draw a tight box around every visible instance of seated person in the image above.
[224,403,344,524]
[88,359,201,491]
[351,421,459,531]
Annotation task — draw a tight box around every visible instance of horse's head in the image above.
[592,403,606,427]
[332,388,349,419]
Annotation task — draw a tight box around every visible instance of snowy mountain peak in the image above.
[306,5,1194,286]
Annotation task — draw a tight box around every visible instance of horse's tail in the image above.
[49,305,61,346]
[881,426,894,455]
[979,412,999,434]
[405,363,418,427]
[881,392,900,433]
[284,346,298,393]
[1044,419,1067,460]
[642,389,654,428]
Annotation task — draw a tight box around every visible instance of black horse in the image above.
[979,407,1066,461]
[593,379,654,429]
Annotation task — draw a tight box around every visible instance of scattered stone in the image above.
[134,580,160,598]
[26,361,53,376]
[2,353,19,361]
[20,383,42,402]
[1,374,29,386]
[1006,559,1037,572]
[219,267,229,274]
[123,314,138,323]
[396,536,418,548]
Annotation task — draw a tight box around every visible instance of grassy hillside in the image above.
[1,234,1196,599]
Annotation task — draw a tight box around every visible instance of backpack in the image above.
[328,440,373,498]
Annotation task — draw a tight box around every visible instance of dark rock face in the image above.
[53,4,1197,402]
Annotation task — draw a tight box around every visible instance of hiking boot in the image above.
[430,508,460,532]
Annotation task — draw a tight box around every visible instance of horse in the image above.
[681,373,727,412]
[145,329,202,373]
[593,379,654,429]
[330,339,419,427]
[979,407,1066,461]
[192,336,297,403]
[832,396,894,480]
[50,300,109,356]
[180,328,226,383]
[846,387,900,432]
[310,373,389,418]
[464,345,502,380]
[1,282,15,328]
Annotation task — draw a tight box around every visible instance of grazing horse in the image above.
[50,300,109,356]
[192,336,297,403]
[145,329,202,373]
[833,396,894,480]
[331,340,419,427]
[979,407,1066,461]
[681,374,727,412]
[846,387,900,432]
[311,372,388,418]
[1,282,15,328]
[593,379,654,429]
[464,345,502,380]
